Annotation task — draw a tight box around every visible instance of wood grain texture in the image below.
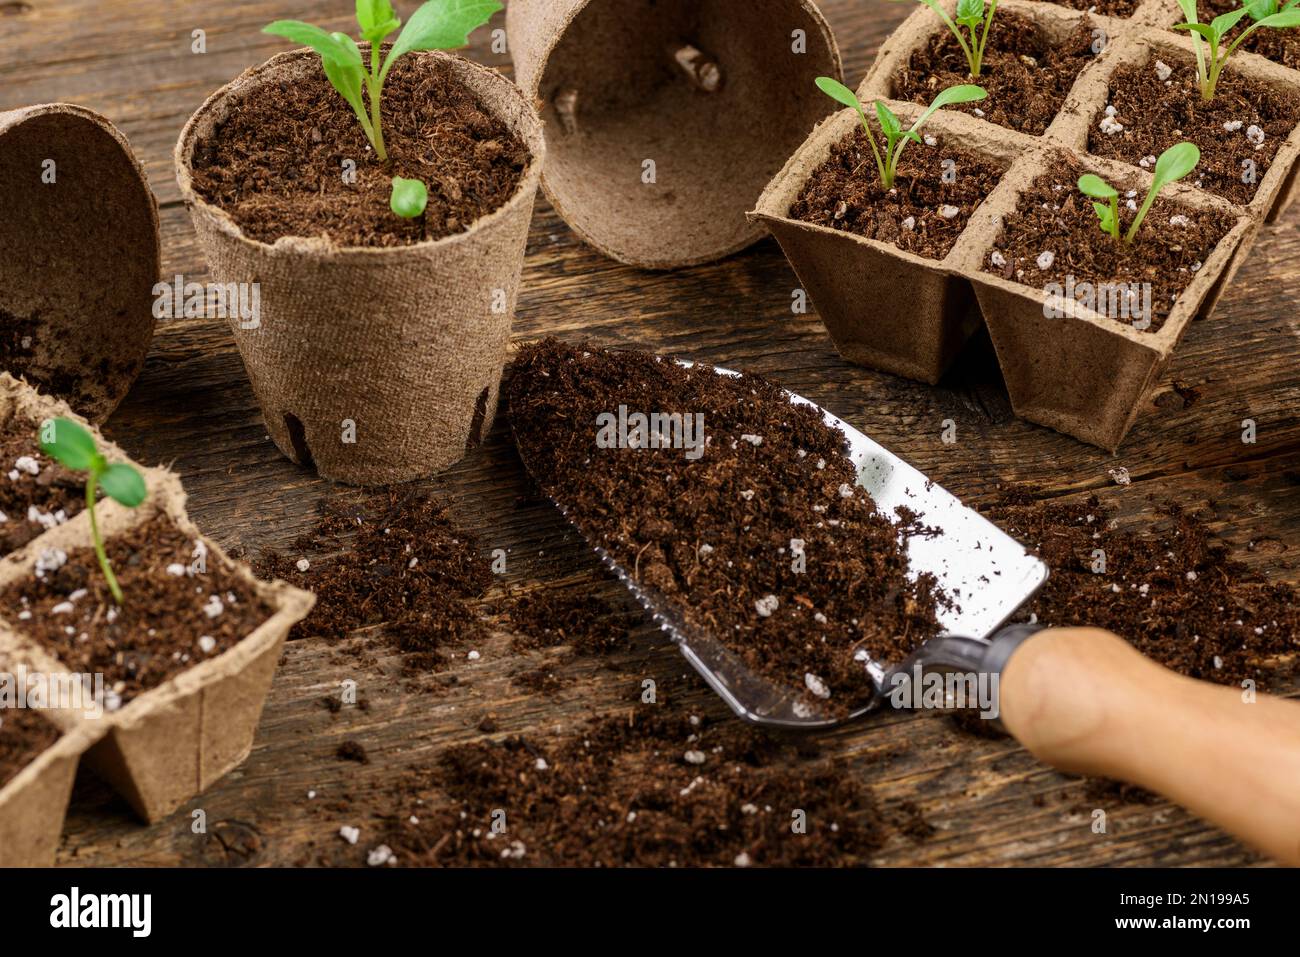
[1,0,1297,866]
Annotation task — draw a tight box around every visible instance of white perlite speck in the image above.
[35,548,67,577]
[296,558,310,572]
[198,635,217,654]
[740,434,763,446]
[202,595,224,619]
[901,215,916,230]
[938,204,960,219]
[1155,60,1172,81]
[838,483,855,498]
[804,673,831,699]
[924,134,938,147]
[13,456,39,476]
[51,601,74,615]
[467,649,480,660]
[1246,125,1265,146]
[1169,215,1190,228]
[754,594,779,618]
[1223,119,1243,133]
[367,845,394,866]
[990,250,1006,268]
[684,749,707,765]
[1036,251,1055,270]
[166,563,186,577]
[339,826,360,845]
[1109,467,1131,486]
[734,852,752,867]
[534,757,548,771]
[1098,114,1123,135]
[739,489,755,501]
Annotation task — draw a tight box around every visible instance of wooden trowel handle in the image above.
[997,627,1300,865]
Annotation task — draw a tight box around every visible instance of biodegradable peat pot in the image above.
[0,104,160,422]
[751,104,1026,383]
[0,375,315,823]
[176,50,545,486]
[1054,29,1300,225]
[0,696,104,868]
[965,151,1253,451]
[507,0,841,268]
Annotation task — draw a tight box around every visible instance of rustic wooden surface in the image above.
[3,0,1298,867]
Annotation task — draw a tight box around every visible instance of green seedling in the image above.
[1078,142,1200,243]
[1175,0,1300,99]
[815,77,987,189]
[1243,0,1300,22]
[390,176,428,218]
[910,0,1001,78]
[265,1,500,214]
[38,418,147,606]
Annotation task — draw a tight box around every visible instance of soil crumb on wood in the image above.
[892,12,1098,136]
[0,412,85,557]
[189,50,530,247]
[1198,0,1300,72]
[256,488,492,677]
[505,588,631,655]
[1087,53,1300,206]
[981,488,1300,687]
[507,338,946,716]
[1,514,274,707]
[790,133,1004,260]
[0,707,59,790]
[375,703,886,867]
[982,155,1235,332]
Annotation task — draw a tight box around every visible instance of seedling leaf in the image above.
[386,0,502,67]
[875,101,902,138]
[40,417,98,472]
[263,21,357,68]
[1078,173,1117,200]
[1151,142,1200,192]
[1256,8,1300,27]
[99,463,147,507]
[391,176,429,217]
[35,417,146,605]
[357,0,401,42]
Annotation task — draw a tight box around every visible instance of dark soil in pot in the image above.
[1035,0,1140,15]
[1087,53,1300,206]
[982,489,1300,688]
[0,412,84,556]
[1196,0,1300,72]
[0,707,59,791]
[1,513,274,709]
[508,338,946,717]
[790,131,1005,259]
[188,51,531,247]
[891,11,1098,136]
[982,156,1236,331]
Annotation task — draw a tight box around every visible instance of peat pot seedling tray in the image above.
[0,374,314,848]
[752,0,1300,451]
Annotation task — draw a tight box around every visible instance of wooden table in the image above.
[3,0,1297,867]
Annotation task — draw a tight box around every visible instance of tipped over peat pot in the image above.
[507,0,842,268]
[752,0,1300,450]
[175,49,545,485]
[0,104,160,422]
[0,374,315,829]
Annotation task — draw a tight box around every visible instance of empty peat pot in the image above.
[0,104,160,422]
[175,50,545,485]
[507,0,841,268]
